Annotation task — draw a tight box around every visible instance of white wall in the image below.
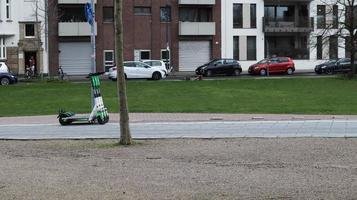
[222,0,265,70]
[221,0,347,72]
[0,0,48,73]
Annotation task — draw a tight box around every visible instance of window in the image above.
[345,6,357,29]
[25,24,35,37]
[332,5,338,28]
[317,36,323,59]
[135,62,149,68]
[104,50,114,71]
[250,4,256,28]
[139,50,150,60]
[247,36,256,60]
[0,37,6,59]
[233,4,242,28]
[103,7,114,22]
[317,5,326,29]
[179,7,212,22]
[233,36,239,60]
[265,6,275,20]
[134,7,151,16]
[161,49,170,65]
[279,57,289,62]
[6,0,11,20]
[58,5,87,22]
[329,35,338,59]
[160,6,171,22]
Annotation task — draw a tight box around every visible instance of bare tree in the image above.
[114,0,132,145]
[314,0,357,78]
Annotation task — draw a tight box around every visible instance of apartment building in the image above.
[47,0,221,75]
[48,0,115,75]
[0,0,48,74]
[222,0,346,71]
[124,0,221,72]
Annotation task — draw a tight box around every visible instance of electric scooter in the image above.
[58,72,109,125]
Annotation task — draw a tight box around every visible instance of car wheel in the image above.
[152,72,161,80]
[233,69,241,76]
[111,78,117,82]
[325,68,334,75]
[205,70,212,77]
[0,77,10,85]
[287,68,294,75]
[260,69,267,76]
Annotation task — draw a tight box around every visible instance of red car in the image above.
[248,57,295,76]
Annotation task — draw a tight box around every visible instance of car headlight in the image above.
[321,65,326,69]
[254,66,259,69]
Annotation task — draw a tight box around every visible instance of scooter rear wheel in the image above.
[59,118,71,125]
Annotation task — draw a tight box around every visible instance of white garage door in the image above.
[59,42,92,75]
[179,41,211,71]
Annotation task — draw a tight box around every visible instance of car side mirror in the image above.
[145,65,150,68]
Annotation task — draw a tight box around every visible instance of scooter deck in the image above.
[61,115,93,125]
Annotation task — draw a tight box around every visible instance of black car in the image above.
[195,59,242,77]
[315,58,357,74]
[0,73,17,85]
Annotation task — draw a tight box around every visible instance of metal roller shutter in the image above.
[59,42,92,75]
[179,41,211,71]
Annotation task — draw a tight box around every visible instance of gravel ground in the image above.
[1,138,357,200]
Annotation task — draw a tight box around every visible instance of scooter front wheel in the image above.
[97,116,109,125]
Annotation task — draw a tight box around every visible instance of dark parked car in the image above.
[315,58,357,74]
[0,73,17,85]
[248,57,295,76]
[195,59,242,77]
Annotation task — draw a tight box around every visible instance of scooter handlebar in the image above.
[87,72,105,78]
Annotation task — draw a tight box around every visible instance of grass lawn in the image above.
[1,77,357,117]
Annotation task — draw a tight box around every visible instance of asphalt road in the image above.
[1,120,357,139]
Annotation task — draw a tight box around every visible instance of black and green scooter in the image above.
[58,72,109,125]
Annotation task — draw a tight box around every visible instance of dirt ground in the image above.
[1,138,357,200]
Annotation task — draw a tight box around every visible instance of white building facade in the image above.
[222,0,346,71]
[0,0,48,74]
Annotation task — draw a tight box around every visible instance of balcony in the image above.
[178,0,215,5]
[58,0,96,3]
[263,17,314,33]
[179,22,215,36]
[58,22,97,36]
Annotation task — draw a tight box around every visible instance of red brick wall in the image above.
[48,0,221,75]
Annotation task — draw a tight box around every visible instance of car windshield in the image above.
[257,59,269,64]
[204,59,218,65]
[326,59,337,64]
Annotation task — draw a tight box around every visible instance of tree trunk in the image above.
[115,0,132,145]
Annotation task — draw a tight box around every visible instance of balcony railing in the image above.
[266,48,310,60]
[178,0,215,5]
[58,0,96,4]
[179,22,215,36]
[58,22,97,36]
[263,17,314,33]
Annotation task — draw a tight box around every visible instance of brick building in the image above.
[48,0,221,76]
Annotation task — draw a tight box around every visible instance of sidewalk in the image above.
[1,113,357,125]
